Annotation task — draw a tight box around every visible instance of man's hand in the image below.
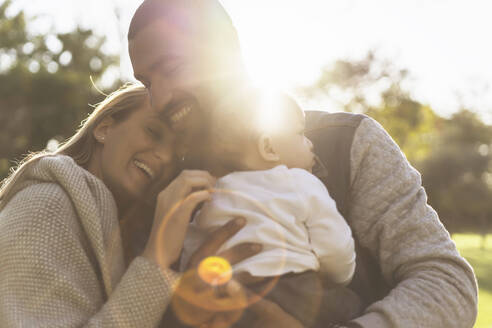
[246,297,305,328]
[170,216,263,327]
[185,217,261,270]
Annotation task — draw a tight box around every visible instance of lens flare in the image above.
[157,187,288,326]
[256,90,283,134]
[172,267,247,327]
[198,256,233,286]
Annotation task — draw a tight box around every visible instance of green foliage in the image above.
[417,110,492,234]
[299,51,440,163]
[0,0,121,180]
[301,51,492,234]
[366,93,441,163]
[454,234,492,327]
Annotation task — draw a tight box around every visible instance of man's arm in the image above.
[346,117,478,327]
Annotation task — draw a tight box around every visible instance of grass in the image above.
[453,234,492,328]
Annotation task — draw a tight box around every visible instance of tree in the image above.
[417,110,492,236]
[0,0,120,180]
[297,52,440,163]
[299,52,492,236]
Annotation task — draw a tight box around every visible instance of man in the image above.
[128,0,478,327]
[128,0,246,161]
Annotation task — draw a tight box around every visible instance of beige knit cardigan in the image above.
[0,155,180,327]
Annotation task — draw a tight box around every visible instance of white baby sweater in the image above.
[184,165,356,284]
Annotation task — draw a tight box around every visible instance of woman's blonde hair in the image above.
[0,83,148,202]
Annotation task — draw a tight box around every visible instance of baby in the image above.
[181,89,360,327]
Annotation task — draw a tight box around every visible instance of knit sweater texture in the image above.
[0,155,180,327]
[0,113,479,328]
[342,117,478,328]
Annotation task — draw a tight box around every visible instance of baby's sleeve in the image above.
[293,169,356,285]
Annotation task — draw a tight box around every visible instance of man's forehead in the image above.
[129,0,241,61]
[129,19,191,71]
[128,0,196,39]
[129,0,234,39]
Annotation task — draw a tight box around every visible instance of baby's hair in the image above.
[200,88,304,175]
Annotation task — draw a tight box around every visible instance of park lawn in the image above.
[453,234,492,328]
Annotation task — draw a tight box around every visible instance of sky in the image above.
[8,0,492,121]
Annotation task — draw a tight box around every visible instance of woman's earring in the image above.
[180,150,188,162]
[178,153,188,169]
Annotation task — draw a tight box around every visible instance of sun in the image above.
[240,32,323,90]
[223,2,325,90]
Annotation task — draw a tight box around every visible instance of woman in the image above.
[0,84,300,328]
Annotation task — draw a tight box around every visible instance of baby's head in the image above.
[190,88,315,176]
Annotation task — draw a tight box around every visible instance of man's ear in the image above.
[93,116,115,144]
[258,134,280,162]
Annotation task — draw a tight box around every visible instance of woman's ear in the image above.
[93,116,115,144]
[258,133,280,162]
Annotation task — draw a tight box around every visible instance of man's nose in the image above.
[149,80,173,113]
[307,137,314,149]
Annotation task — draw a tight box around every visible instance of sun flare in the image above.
[256,91,286,133]
[222,1,326,90]
[198,256,233,286]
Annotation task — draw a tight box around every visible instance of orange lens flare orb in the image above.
[198,256,232,286]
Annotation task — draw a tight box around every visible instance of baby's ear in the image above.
[257,133,280,162]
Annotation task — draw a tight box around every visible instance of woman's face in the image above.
[91,97,177,205]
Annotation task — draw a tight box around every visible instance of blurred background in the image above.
[0,0,491,325]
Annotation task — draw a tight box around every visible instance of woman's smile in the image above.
[133,159,156,180]
[90,94,177,207]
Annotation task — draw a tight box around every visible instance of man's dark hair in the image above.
[128,0,245,85]
[128,0,237,42]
